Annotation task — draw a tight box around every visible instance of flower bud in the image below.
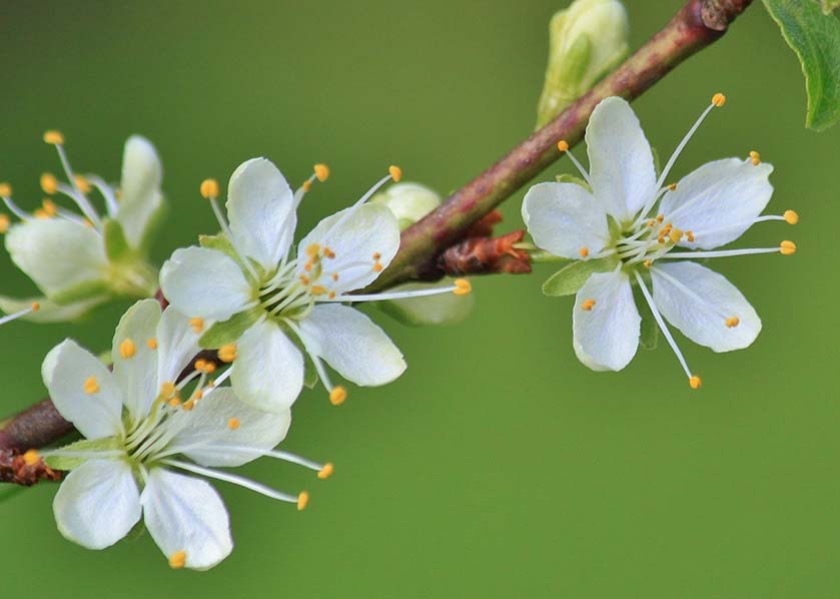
[536,0,629,128]
[371,182,441,231]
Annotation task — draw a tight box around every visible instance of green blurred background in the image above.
[1,1,839,596]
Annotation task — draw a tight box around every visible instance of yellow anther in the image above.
[310,285,327,296]
[182,398,196,411]
[780,240,797,256]
[557,140,569,152]
[388,165,402,182]
[199,178,219,199]
[329,386,348,406]
[194,359,207,371]
[227,417,241,430]
[40,173,58,194]
[318,463,335,480]
[218,344,237,363]
[711,93,726,107]
[305,243,321,258]
[168,397,182,408]
[0,183,12,197]
[314,163,330,182]
[297,491,310,511]
[725,317,740,328]
[667,183,677,192]
[686,231,695,242]
[42,199,58,217]
[323,247,336,259]
[74,175,91,194]
[331,272,339,281]
[83,218,94,228]
[160,381,177,398]
[372,252,382,261]
[0,214,10,233]
[579,247,589,258]
[83,376,100,395]
[783,210,799,225]
[34,209,51,220]
[43,130,64,145]
[302,180,313,192]
[689,375,702,390]
[373,262,383,272]
[581,299,596,311]
[328,291,336,299]
[31,302,40,312]
[189,317,204,333]
[168,550,187,570]
[669,228,684,243]
[299,274,311,286]
[647,219,656,228]
[656,214,664,223]
[23,449,40,466]
[749,150,761,166]
[643,259,652,268]
[453,278,472,296]
[304,261,313,272]
[146,337,158,350]
[119,338,136,359]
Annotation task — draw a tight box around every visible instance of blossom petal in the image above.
[160,246,252,321]
[226,158,296,270]
[5,220,107,296]
[117,135,164,248]
[156,306,202,387]
[231,319,304,412]
[572,269,640,371]
[586,96,657,221]
[659,158,774,249]
[296,203,400,294]
[53,459,141,550]
[141,468,232,571]
[112,299,162,421]
[299,304,406,386]
[521,182,609,259]
[42,340,124,439]
[167,388,291,468]
[651,261,761,352]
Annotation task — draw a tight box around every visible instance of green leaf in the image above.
[44,437,122,471]
[542,257,617,297]
[763,0,840,131]
[103,218,131,261]
[199,307,262,349]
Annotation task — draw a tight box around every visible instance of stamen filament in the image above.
[162,459,301,504]
[657,248,783,259]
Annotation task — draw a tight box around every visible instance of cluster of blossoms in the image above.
[523,94,797,387]
[0,91,797,570]
[0,134,471,569]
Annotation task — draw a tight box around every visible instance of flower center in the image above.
[613,211,690,269]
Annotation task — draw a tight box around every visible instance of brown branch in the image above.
[0,0,754,485]
[367,0,753,290]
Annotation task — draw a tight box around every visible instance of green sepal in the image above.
[199,233,260,281]
[50,278,111,304]
[635,291,660,351]
[303,353,320,389]
[44,437,122,471]
[199,307,262,349]
[555,173,592,192]
[763,0,840,131]
[651,146,662,179]
[553,33,592,93]
[103,218,131,262]
[542,257,617,297]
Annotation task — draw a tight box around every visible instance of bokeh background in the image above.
[1,1,839,597]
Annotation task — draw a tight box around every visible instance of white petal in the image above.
[160,246,252,320]
[226,158,296,270]
[117,135,164,248]
[112,299,162,421]
[156,306,202,387]
[231,319,304,412]
[659,158,774,249]
[572,269,640,371]
[300,304,406,386]
[296,203,400,294]
[167,388,291,467]
[0,294,107,323]
[53,459,141,550]
[586,97,657,221]
[521,182,609,258]
[651,261,761,352]
[5,220,107,296]
[141,468,232,571]
[42,340,124,439]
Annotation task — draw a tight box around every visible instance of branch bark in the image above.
[0,0,753,484]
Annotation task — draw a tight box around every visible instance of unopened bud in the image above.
[371,182,441,231]
[536,0,629,128]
